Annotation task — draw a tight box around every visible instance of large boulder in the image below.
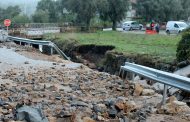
[124,101,137,113]
[142,89,155,96]
[16,106,48,122]
[157,96,190,115]
[133,84,144,96]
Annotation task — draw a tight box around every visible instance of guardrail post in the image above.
[39,45,43,52]
[122,70,125,79]
[162,84,168,105]
[119,68,122,77]
[131,73,135,81]
[131,62,135,81]
[50,46,53,55]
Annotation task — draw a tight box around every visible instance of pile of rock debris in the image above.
[0,42,190,122]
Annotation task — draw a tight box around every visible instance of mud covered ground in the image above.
[0,42,190,122]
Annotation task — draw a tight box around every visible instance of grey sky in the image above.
[0,0,41,16]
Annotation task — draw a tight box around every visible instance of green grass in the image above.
[45,31,181,62]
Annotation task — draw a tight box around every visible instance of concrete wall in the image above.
[26,27,60,36]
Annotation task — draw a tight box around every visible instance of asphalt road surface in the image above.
[175,65,190,77]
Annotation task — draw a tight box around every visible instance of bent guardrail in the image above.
[8,36,70,60]
[50,42,70,60]
[120,62,190,104]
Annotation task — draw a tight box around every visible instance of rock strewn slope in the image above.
[0,42,190,122]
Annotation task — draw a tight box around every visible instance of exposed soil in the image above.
[48,38,190,106]
[49,39,177,75]
[1,42,190,122]
[18,51,69,63]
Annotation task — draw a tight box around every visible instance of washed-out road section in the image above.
[0,42,190,122]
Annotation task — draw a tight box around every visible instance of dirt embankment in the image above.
[48,38,177,75]
[1,42,190,122]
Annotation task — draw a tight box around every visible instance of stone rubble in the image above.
[142,89,155,96]
[0,43,190,122]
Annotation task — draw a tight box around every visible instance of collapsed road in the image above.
[0,42,190,122]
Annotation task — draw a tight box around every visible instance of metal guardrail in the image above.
[8,36,70,60]
[120,62,190,104]
[50,43,70,61]
[8,36,51,45]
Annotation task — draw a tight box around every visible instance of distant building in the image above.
[125,0,137,21]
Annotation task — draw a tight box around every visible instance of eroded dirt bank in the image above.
[0,42,190,122]
[49,39,177,75]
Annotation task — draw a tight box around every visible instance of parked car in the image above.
[122,21,143,31]
[166,21,188,34]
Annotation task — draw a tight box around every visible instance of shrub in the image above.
[176,28,190,62]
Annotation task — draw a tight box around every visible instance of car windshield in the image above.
[123,22,130,26]
[133,22,138,25]
[178,23,188,28]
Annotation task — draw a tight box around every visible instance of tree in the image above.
[0,6,21,22]
[98,0,129,30]
[65,0,97,30]
[36,0,57,22]
[160,0,183,21]
[12,15,31,24]
[56,0,67,16]
[0,8,4,22]
[134,0,159,22]
[181,0,190,20]
[32,10,50,23]
[5,6,21,19]
[97,0,110,26]
[0,5,22,25]
[135,0,184,22]
[55,0,76,23]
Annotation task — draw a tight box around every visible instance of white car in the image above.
[166,21,188,34]
[122,21,143,31]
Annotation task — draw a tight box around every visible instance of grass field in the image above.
[46,31,181,62]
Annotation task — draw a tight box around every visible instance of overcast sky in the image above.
[0,0,41,16]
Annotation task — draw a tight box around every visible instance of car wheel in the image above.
[178,31,181,34]
[166,30,170,35]
[139,26,142,30]
[129,27,132,31]
[123,28,125,31]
